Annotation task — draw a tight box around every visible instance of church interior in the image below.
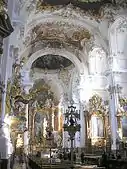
[0,0,127,169]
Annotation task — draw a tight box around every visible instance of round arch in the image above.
[109,15,127,34]
[22,47,86,74]
[108,15,127,57]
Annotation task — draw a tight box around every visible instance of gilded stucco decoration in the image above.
[9,60,28,131]
[10,61,58,109]
[5,80,12,115]
[88,94,107,116]
[9,62,58,132]
[8,61,29,131]
[118,97,127,117]
[10,61,23,99]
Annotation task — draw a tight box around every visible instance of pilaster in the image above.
[106,58,122,151]
[108,16,127,149]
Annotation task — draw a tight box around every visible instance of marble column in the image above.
[108,17,127,151]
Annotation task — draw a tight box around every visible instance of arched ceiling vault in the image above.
[26,17,96,37]
[22,21,92,65]
[20,4,108,89]
[21,5,108,64]
[22,48,86,74]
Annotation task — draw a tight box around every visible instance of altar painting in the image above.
[91,115,103,138]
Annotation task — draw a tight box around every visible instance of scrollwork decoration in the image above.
[89,94,106,116]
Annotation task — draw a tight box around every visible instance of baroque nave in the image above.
[0,0,127,169]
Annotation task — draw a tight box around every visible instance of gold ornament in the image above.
[89,94,105,116]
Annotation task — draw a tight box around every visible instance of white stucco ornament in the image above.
[89,47,107,75]
[109,16,127,58]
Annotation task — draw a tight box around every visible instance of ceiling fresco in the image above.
[32,54,73,70]
[26,22,91,50]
